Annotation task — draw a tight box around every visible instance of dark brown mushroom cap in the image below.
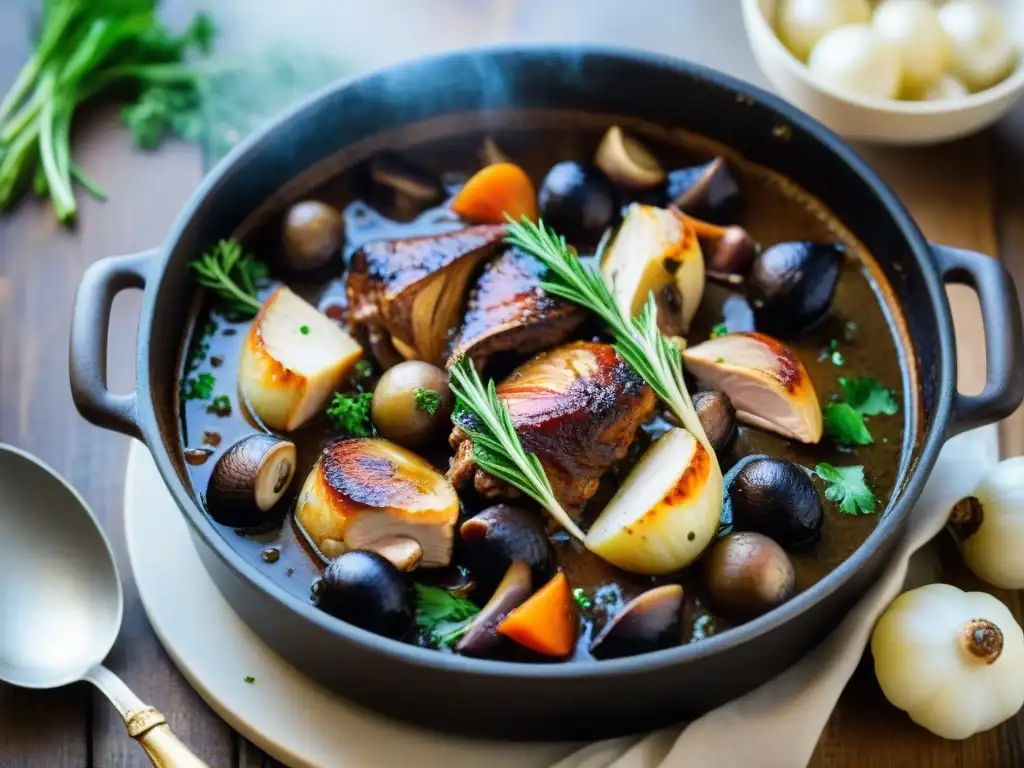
[205,433,296,528]
[666,157,742,224]
[692,389,737,455]
[590,584,685,659]
[703,532,795,621]
[318,550,414,639]
[459,505,555,598]
[455,561,533,656]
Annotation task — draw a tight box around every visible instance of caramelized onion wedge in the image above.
[601,204,705,333]
[294,438,458,569]
[595,126,666,190]
[585,428,723,575]
[682,332,823,444]
[239,286,363,432]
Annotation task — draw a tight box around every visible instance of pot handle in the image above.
[69,250,155,441]
[932,244,1024,436]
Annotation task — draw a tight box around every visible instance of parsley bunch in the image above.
[326,392,373,437]
[824,376,898,446]
[413,584,480,648]
[0,0,216,223]
[815,463,877,516]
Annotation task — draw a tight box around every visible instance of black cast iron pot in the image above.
[69,46,1024,741]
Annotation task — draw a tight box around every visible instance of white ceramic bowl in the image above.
[743,0,1024,144]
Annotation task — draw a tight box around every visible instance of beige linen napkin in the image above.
[552,426,999,768]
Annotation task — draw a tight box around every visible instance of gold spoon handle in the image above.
[126,707,211,768]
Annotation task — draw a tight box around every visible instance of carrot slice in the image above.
[496,572,576,656]
[451,162,538,224]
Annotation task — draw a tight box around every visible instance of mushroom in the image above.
[682,332,823,444]
[692,389,737,455]
[666,157,742,223]
[727,457,823,550]
[672,209,759,276]
[459,505,555,598]
[294,438,459,569]
[454,561,533,656]
[600,204,704,334]
[205,434,297,528]
[703,532,795,621]
[317,550,414,639]
[594,126,666,190]
[346,225,506,366]
[239,286,364,432]
[590,584,684,659]
[537,161,618,245]
[282,200,343,271]
[748,241,842,337]
[356,152,445,219]
[371,361,452,448]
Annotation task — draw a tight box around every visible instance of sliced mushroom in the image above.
[282,200,343,271]
[682,332,823,444]
[346,225,506,365]
[317,550,414,639]
[459,505,555,597]
[205,434,297,528]
[239,286,364,432]
[748,241,842,337]
[454,561,532,656]
[601,204,704,333]
[294,438,459,569]
[692,389,737,455]
[448,248,586,370]
[590,584,684,659]
[594,126,666,190]
[673,210,759,276]
[666,157,742,223]
[356,152,445,220]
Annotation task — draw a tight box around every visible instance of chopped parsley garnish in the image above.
[182,372,216,401]
[414,387,442,416]
[207,394,231,416]
[325,392,373,437]
[188,239,269,318]
[831,350,845,366]
[186,320,218,374]
[300,324,310,335]
[709,322,728,339]
[814,463,877,516]
[572,587,593,610]
[413,584,480,648]
[824,376,898,446]
[243,676,255,684]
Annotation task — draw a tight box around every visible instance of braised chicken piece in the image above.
[346,225,506,367]
[449,341,656,509]
[447,248,586,369]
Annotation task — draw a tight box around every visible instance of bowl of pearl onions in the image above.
[742,0,1024,144]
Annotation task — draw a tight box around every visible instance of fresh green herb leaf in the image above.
[414,387,442,416]
[814,463,877,516]
[572,587,593,610]
[829,339,839,351]
[188,239,269,318]
[207,394,231,416]
[504,216,707,445]
[449,356,585,540]
[839,376,899,417]
[830,350,845,367]
[352,359,374,378]
[243,675,255,684]
[710,322,728,339]
[413,584,480,648]
[325,391,373,437]
[824,402,873,446]
[715,356,725,364]
[300,324,310,336]
[182,372,216,401]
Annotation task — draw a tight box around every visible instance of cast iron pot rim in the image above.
[138,43,954,679]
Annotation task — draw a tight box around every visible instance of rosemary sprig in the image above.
[449,356,585,541]
[504,216,707,445]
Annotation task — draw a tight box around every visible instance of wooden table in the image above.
[0,1,1021,766]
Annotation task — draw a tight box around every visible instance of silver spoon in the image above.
[0,444,209,767]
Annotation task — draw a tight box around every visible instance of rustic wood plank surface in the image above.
[0,1,1021,767]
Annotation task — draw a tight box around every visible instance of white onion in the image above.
[922,73,969,102]
[872,0,948,98]
[808,24,903,100]
[775,0,872,61]
[939,0,1020,93]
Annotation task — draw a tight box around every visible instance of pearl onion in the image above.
[939,0,1020,93]
[775,0,872,61]
[922,74,969,102]
[872,0,948,98]
[808,24,903,100]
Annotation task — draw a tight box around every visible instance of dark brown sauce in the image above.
[178,122,906,661]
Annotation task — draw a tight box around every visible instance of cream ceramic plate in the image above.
[123,442,575,768]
